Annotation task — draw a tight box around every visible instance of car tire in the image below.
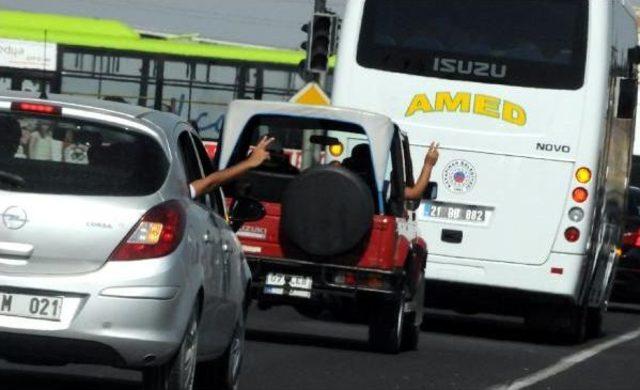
[143,308,199,390]
[368,299,404,354]
[197,315,245,390]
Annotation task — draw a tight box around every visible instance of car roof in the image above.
[220,100,396,190]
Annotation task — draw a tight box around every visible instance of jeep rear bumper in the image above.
[247,257,406,302]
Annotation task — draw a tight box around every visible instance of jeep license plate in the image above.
[264,273,313,299]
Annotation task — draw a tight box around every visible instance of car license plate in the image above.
[423,201,493,224]
[0,292,63,322]
[264,273,313,299]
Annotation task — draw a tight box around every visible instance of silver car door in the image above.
[177,130,228,355]
[190,133,238,345]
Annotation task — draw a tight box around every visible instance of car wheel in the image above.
[143,308,199,390]
[368,298,404,354]
[198,316,245,390]
[525,304,587,344]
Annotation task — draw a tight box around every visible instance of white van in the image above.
[333,0,639,341]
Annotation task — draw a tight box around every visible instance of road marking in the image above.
[489,327,640,390]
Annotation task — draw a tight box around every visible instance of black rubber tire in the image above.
[586,306,605,339]
[281,166,374,257]
[560,305,588,344]
[525,304,587,344]
[401,312,420,351]
[368,299,404,354]
[197,316,245,390]
[143,309,199,390]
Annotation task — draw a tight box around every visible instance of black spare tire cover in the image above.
[282,166,375,257]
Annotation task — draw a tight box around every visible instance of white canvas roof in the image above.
[219,100,396,190]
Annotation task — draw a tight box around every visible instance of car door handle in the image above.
[222,243,232,253]
[203,232,213,244]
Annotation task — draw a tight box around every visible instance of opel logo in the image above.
[2,206,28,230]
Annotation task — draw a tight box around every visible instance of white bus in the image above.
[333,0,639,341]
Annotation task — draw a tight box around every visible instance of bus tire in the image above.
[559,305,588,344]
[586,306,605,339]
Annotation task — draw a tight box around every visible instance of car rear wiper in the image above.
[0,170,26,189]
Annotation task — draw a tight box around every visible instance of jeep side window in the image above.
[401,134,415,188]
[387,130,406,217]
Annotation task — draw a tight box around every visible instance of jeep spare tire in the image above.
[282,166,375,257]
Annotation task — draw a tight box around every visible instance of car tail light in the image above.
[623,231,640,248]
[11,102,62,115]
[109,200,186,261]
[576,167,592,184]
[572,187,588,203]
[565,227,580,242]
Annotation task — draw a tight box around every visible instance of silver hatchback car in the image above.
[0,92,261,390]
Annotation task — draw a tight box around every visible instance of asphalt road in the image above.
[2,303,640,390]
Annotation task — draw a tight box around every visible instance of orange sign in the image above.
[289,82,331,106]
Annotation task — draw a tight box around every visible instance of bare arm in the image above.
[190,136,274,198]
[405,142,439,201]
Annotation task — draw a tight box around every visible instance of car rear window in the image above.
[0,112,168,196]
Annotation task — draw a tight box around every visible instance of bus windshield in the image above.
[357,0,588,90]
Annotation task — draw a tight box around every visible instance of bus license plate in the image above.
[0,292,63,322]
[423,202,492,224]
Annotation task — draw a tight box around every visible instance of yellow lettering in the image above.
[502,100,527,126]
[434,92,471,113]
[474,94,501,119]
[405,94,433,117]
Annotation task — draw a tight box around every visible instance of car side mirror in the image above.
[424,182,438,201]
[229,197,266,232]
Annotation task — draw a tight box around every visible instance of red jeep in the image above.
[217,101,430,353]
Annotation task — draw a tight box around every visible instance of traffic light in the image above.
[301,12,337,74]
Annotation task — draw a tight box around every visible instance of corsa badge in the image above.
[443,160,477,194]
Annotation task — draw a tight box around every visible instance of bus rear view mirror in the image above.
[617,77,638,119]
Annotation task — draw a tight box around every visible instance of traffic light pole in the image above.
[314,0,328,88]
[314,0,327,13]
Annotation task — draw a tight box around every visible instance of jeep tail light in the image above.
[110,200,186,261]
[565,227,580,243]
[11,102,62,115]
[572,187,588,203]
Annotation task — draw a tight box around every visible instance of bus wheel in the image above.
[558,305,587,344]
[586,306,605,339]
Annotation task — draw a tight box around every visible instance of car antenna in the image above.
[39,30,49,100]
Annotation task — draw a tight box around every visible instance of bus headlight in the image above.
[568,207,584,222]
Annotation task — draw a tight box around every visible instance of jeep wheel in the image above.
[369,299,404,354]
